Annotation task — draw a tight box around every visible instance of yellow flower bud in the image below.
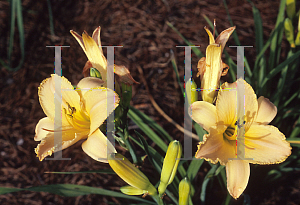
[179,178,191,205]
[120,185,146,195]
[286,0,296,20]
[108,153,156,196]
[158,140,182,196]
[186,78,198,105]
[284,18,295,48]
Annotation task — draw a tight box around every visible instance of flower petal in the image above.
[226,160,250,199]
[245,124,291,164]
[255,96,277,125]
[35,117,54,141]
[82,32,107,82]
[76,77,105,96]
[83,87,119,135]
[215,26,236,53]
[35,129,86,161]
[38,74,81,126]
[91,26,103,53]
[81,129,116,163]
[70,30,85,52]
[195,127,236,165]
[217,79,258,130]
[190,101,217,132]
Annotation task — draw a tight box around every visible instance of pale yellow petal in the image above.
[226,160,250,199]
[83,87,119,135]
[195,127,236,165]
[255,96,277,125]
[201,44,222,103]
[217,79,258,130]
[81,129,116,163]
[189,101,217,132]
[35,117,54,141]
[245,124,291,164]
[38,74,81,126]
[35,129,86,161]
[204,27,215,44]
[76,77,105,97]
[70,30,85,52]
[82,32,107,82]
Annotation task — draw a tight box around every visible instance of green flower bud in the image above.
[158,140,182,196]
[286,0,296,20]
[296,14,300,46]
[179,178,191,205]
[284,18,295,48]
[90,67,102,79]
[108,153,156,196]
[186,78,198,105]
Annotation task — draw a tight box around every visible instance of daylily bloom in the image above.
[34,74,119,163]
[190,79,291,199]
[70,27,137,85]
[197,26,235,103]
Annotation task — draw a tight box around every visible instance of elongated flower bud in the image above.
[179,178,191,205]
[120,185,145,195]
[158,140,182,196]
[284,18,295,48]
[186,78,198,105]
[296,15,300,46]
[108,153,156,196]
[286,0,296,20]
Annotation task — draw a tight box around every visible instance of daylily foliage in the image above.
[35,74,119,163]
[190,79,291,199]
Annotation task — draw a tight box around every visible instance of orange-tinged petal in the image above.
[190,101,217,132]
[35,130,86,161]
[38,74,80,126]
[215,26,236,53]
[91,26,103,53]
[114,65,139,85]
[255,96,277,124]
[81,129,116,163]
[195,127,236,165]
[245,124,291,164]
[226,160,250,199]
[35,117,53,141]
[83,87,119,135]
[82,32,107,82]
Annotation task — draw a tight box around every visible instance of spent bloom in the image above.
[197,26,235,103]
[190,79,291,199]
[70,27,137,85]
[35,74,119,162]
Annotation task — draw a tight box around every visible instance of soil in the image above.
[0,0,299,204]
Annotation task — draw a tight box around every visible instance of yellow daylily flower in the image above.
[34,74,119,163]
[70,27,138,85]
[197,26,235,103]
[190,79,291,199]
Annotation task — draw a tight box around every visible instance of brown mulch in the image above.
[0,0,298,204]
